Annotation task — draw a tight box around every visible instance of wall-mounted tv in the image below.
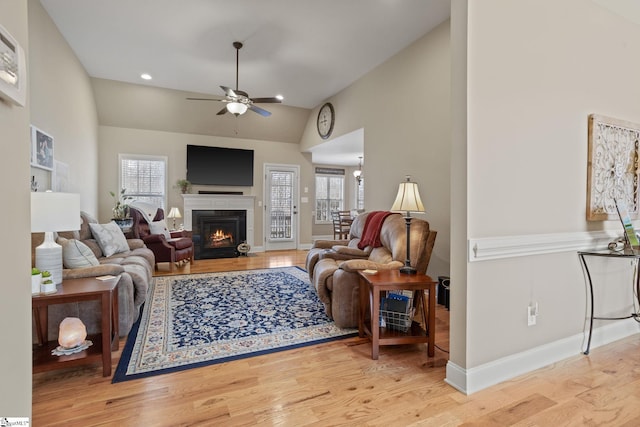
[186,145,254,186]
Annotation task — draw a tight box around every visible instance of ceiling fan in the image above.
[187,41,282,117]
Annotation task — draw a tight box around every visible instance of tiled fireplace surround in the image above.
[182,194,256,253]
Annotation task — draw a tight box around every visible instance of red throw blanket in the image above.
[358,211,397,249]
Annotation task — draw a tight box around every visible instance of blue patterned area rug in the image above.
[113,267,356,382]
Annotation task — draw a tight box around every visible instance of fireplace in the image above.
[193,210,247,259]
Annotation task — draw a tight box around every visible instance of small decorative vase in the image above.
[31,273,42,295]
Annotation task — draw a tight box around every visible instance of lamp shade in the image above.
[391,176,425,214]
[31,192,81,287]
[226,102,248,115]
[167,207,182,219]
[31,192,81,232]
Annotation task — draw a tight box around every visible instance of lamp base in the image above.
[399,265,417,275]
[35,231,63,285]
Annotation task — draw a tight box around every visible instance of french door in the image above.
[264,164,299,251]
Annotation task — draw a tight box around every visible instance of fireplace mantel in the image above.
[182,194,255,248]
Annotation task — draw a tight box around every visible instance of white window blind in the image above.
[315,172,344,223]
[119,154,167,209]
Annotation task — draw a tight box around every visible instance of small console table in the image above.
[358,269,436,360]
[578,250,640,355]
[32,276,119,377]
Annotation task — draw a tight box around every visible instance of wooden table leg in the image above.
[34,306,48,345]
[358,277,366,338]
[427,287,435,357]
[371,286,380,360]
[100,291,112,377]
[111,286,119,351]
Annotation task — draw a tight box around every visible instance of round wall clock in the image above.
[317,102,335,139]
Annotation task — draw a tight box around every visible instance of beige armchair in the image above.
[306,211,436,328]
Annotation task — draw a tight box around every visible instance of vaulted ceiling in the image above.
[40,0,451,109]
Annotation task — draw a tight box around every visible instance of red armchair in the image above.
[130,206,194,271]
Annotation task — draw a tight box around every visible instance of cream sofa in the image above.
[306,211,436,328]
[32,212,154,340]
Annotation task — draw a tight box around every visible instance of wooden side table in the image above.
[358,269,436,360]
[32,276,119,377]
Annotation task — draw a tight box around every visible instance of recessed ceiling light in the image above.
[140,73,152,80]
[276,94,284,101]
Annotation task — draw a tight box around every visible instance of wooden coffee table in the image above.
[358,269,436,360]
[32,276,119,377]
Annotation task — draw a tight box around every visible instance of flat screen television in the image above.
[186,145,254,186]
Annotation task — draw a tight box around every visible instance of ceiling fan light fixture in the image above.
[226,101,248,115]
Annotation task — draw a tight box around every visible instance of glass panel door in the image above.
[265,164,298,250]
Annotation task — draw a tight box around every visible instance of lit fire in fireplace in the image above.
[207,229,234,248]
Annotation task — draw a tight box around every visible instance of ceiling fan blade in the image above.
[220,85,237,98]
[216,107,228,115]
[250,97,282,104]
[186,97,223,102]
[248,104,271,117]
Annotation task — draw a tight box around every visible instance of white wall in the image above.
[0,0,32,418]
[0,0,100,417]
[449,0,640,393]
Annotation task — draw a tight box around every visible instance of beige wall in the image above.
[28,0,99,212]
[0,0,99,416]
[92,78,310,145]
[300,21,452,279]
[457,0,640,371]
[98,126,315,247]
[0,0,32,418]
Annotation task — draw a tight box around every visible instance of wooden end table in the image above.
[358,269,436,360]
[32,276,119,377]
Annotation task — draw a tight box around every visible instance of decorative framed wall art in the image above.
[30,125,54,171]
[0,23,27,106]
[586,114,640,221]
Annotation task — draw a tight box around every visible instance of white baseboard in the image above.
[445,319,640,394]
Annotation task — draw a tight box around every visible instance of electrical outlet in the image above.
[527,302,538,326]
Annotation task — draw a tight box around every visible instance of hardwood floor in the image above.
[32,251,640,426]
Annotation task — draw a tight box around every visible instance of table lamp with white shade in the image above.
[390,175,425,274]
[167,207,182,230]
[31,192,81,289]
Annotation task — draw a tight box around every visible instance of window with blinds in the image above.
[315,170,344,223]
[119,154,167,209]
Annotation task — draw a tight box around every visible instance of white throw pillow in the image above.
[58,237,100,268]
[89,221,130,257]
[149,220,171,239]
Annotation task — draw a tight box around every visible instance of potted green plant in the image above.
[41,270,56,294]
[175,179,192,194]
[110,188,134,228]
[31,267,42,295]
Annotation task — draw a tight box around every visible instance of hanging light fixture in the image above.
[353,156,363,185]
[226,101,248,115]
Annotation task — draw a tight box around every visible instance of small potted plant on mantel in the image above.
[175,179,192,194]
[110,188,134,229]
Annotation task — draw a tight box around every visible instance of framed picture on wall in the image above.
[586,114,640,221]
[30,125,54,171]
